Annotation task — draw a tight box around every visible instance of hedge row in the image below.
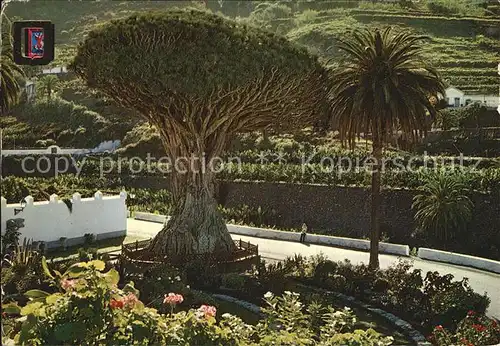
[2,161,500,194]
[3,151,499,174]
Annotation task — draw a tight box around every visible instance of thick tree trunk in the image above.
[148,169,236,259]
[369,141,382,270]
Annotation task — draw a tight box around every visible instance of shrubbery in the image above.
[278,256,490,333]
[2,259,394,346]
[429,311,500,345]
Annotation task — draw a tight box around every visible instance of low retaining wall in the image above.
[1,192,127,249]
[228,224,410,257]
[133,211,166,224]
[133,212,410,257]
[418,248,500,274]
[211,293,264,318]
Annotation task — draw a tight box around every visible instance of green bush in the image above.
[430,312,500,345]
[2,258,394,346]
[220,273,247,291]
[291,256,490,332]
[423,271,490,330]
[412,172,474,244]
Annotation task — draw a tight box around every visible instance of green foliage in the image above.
[3,258,395,346]
[1,242,48,300]
[294,9,320,26]
[412,172,474,243]
[246,1,294,31]
[426,0,486,17]
[71,9,321,100]
[219,204,277,227]
[116,122,163,157]
[430,312,500,346]
[7,97,111,148]
[19,97,105,130]
[221,273,247,290]
[285,256,490,332]
[424,271,491,329]
[1,12,24,113]
[1,218,23,254]
[330,27,445,148]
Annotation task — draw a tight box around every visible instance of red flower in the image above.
[435,325,443,331]
[472,324,486,332]
[110,299,124,309]
[467,310,475,317]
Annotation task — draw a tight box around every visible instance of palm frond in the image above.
[328,27,446,149]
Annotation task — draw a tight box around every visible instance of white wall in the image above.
[418,248,500,274]
[1,145,91,156]
[133,212,410,257]
[1,191,127,248]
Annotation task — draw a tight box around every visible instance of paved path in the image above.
[127,219,500,318]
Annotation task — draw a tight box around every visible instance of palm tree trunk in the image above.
[369,140,382,269]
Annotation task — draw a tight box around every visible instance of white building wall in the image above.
[444,88,465,107]
[1,191,127,248]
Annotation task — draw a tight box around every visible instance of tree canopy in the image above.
[71,10,328,133]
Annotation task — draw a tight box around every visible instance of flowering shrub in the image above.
[282,256,490,331]
[429,311,500,346]
[2,259,394,346]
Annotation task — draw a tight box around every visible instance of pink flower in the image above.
[197,304,217,319]
[123,293,139,308]
[435,325,443,331]
[467,310,475,317]
[163,293,184,305]
[60,278,77,290]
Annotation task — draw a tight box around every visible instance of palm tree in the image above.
[1,12,24,114]
[329,27,446,269]
[37,75,59,100]
[412,173,473,246]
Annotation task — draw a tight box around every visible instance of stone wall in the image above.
[219,181,500,246]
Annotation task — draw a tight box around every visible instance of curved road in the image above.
[127,219,500,318]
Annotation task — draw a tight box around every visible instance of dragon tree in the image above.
[71,10,329,258]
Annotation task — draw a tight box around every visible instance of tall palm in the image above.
[37,75,59,100]
[329,27,445,269]
[412,173,473,246]
[1,12,24,114]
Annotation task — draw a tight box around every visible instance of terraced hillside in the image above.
[282,9,500,94]
[3,0,499,151]
[6,0,499,94]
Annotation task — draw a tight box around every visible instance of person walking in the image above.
[300,223,307,243]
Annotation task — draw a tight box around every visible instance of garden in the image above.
[1,237,499,345]
[2,1,500,345]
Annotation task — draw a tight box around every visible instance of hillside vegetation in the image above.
[3,0,499,151]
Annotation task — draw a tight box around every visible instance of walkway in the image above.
[127,218,500,318]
